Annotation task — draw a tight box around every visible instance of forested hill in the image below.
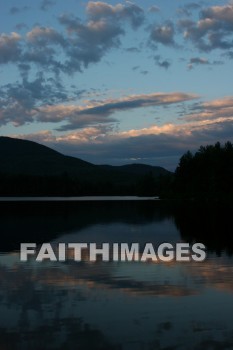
[0,136,94,176]
[0,136,171,196]
[168,141,233,201]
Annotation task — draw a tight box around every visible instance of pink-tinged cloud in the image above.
[11,97,233,169]
[0,32,21,64]
[0,91,198,129]
[180,3,233,51]
[86,1,145,29]
[36,92,198,130]
[185,97,233,121]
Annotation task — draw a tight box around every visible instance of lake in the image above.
[0,200,233,349]
[0,196,158,202]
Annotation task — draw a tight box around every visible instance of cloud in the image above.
[9,95,233,169]
[1,2,233,171]
[189,57,209,65]
[86,1,145,29]
[179,3,233,51]
[117,117,233,140]
[0,2,145,75]
[184,97,233,122]
[0,76,84,127]
[40,0,56,11]
[15,23,28,31]
[35,92,197,131]
[187,56,209,69]
[0,91,198,130]
[58,2,144,72]
[26,26,66,47]
[58,14,124,72]
[22,26,67,73]
[224,50,233,59]
[36,104,118,130]
[1,1,232,80]
[13,117,233,170]
[177,3,201,17]
[12,126,111,145]
[148,6,160,14]
[150,22,175,46]
[187,56,224,70]
[154,55,171,69]
[201,4,233,26]
[125,47,140,53]
[0,27,66,74]
[9,6,30,15]
[0,32,22,64]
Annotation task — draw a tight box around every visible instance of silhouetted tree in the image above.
[170,141,233,200]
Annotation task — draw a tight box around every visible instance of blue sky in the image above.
[0,0,233,169]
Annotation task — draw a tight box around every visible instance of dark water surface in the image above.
[0,201,233,350]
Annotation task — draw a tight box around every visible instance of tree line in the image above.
[163,141,233,201]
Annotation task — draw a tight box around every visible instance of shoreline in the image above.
[0,196,159,202]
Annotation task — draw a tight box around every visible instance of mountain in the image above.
[101,163,168,177]
[0,136,94,176]
[0,136,171,196]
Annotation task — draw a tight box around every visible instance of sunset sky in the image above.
[1,0,233,169]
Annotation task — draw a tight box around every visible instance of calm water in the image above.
[0,196,158,201]
[0,201,233,350]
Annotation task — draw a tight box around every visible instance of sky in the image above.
[0,0,233,170]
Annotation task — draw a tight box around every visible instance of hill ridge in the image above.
[0,136,171,196]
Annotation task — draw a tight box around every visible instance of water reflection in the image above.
[0,201,233,349]
[174,202,233,255]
